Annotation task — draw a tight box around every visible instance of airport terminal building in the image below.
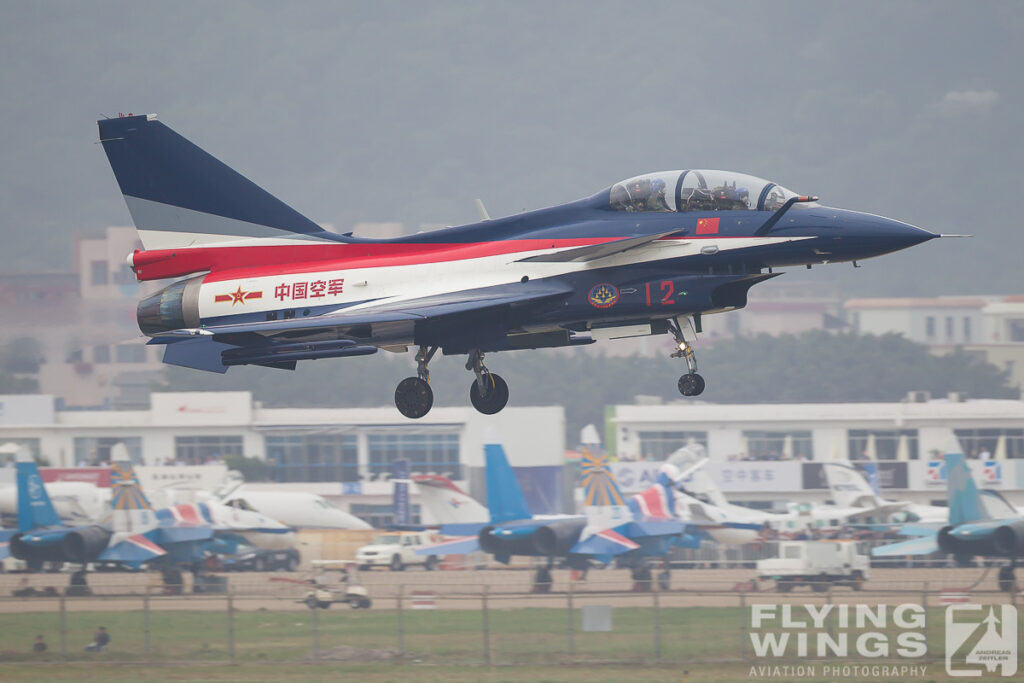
[0,392,567,523]
[609,393,1024,508]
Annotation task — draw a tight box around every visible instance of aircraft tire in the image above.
[470,373,509,415]
[395,377,433,419]
[677,373,705,396]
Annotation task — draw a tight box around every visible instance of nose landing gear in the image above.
[669,318,705,396]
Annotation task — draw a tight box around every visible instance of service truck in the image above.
[757,540,869,592]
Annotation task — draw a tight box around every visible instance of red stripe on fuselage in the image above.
[134,238,622,282]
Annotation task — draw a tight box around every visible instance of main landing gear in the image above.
[467,349,509,416]
[394,346,436,419]
[997,562,1018,593]
[669,318,705,397]
[393,347,509,419]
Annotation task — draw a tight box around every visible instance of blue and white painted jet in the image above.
[99,114,944,419]
[872,450,1024,591]
[417,445,701,587]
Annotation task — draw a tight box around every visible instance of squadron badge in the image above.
[588,283,620,309]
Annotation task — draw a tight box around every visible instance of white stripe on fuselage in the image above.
[195,236,813,321]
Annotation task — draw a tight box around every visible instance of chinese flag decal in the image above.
[696,217,720,235]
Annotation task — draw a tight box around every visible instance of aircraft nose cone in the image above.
[834,210,938,259]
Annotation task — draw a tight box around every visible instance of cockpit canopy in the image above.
[608,170,799,213]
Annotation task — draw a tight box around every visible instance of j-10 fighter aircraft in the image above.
[99,114,942,418]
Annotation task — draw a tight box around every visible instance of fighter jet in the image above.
[99,114,942,418]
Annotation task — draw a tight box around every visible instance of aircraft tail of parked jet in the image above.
[484,444,532,524]
[109,460,157,534]
[822,462,885,510]
[98,114,353,251]
[946,452,990,527]
[16,454,62,532]
[412,474,488,527]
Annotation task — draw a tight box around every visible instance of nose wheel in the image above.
[394,346,437,419]
[467,349,509,415]
[669,317,705,397]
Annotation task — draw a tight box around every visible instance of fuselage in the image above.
[135,169,936,352]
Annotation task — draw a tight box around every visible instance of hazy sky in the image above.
[1,1,1021,296]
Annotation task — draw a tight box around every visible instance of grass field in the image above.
[0,604,1015,681]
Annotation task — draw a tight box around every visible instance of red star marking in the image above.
[229,286,247,305]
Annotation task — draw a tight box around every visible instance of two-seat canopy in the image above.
[608,170,800,213]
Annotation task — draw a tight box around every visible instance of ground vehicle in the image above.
[274,561,371,609]
[757,540,869,592]
[356,531,438,571]
[222,546,300,572]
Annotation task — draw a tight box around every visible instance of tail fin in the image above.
[627,465,679,520]
[412,474,489,525]
[680,467,730,508]
[579,449,626,507]
[109,461,156,533]
[98,114,341,250]
[391,460,411,526]
[484,444,531,524]
[946,451,989,526]
[15,453,61,532]
[822,462,883,509]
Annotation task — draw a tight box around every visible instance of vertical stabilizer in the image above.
[110,461,156,533]
[15,453,61,532]
[946,452,989,526]
[97,114,343,250]
[579,449,626,507]
[484,444,531,524]
[822,462,883,509]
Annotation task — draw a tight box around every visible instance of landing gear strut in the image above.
[669,318,704,396]
[631,563,653,592]
[466,349,509,415]
[997,562,1018,593]
[394,346,437,419]
[533,558,553,593]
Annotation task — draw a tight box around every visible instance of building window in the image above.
[953,428,1024,460]
[116,344,147,363]
[349,504,421,528]
[90,260,109,286]
[93,345,110,364]
[73,437,142,466]
[847,429,919,461]
[367,432,461,479]
[265,434,358,483]
[925,316,935,339]
[742,431,813,461]
[963,317,971,342]
[945,316,954,340]
[635,431,708,461]
[0,438,41,465]
[174,435,243,464]
[1008,319,1024,342]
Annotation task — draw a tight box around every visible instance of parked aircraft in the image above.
[0,480,109,527]
[10,455,166,571]
[221,489,372,530]
[98,114,943,418]
[872,451,1023,591]
[821,461,946,525]
[418,445,699,587]
[676,456,897,538]
[10,455,294,582]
